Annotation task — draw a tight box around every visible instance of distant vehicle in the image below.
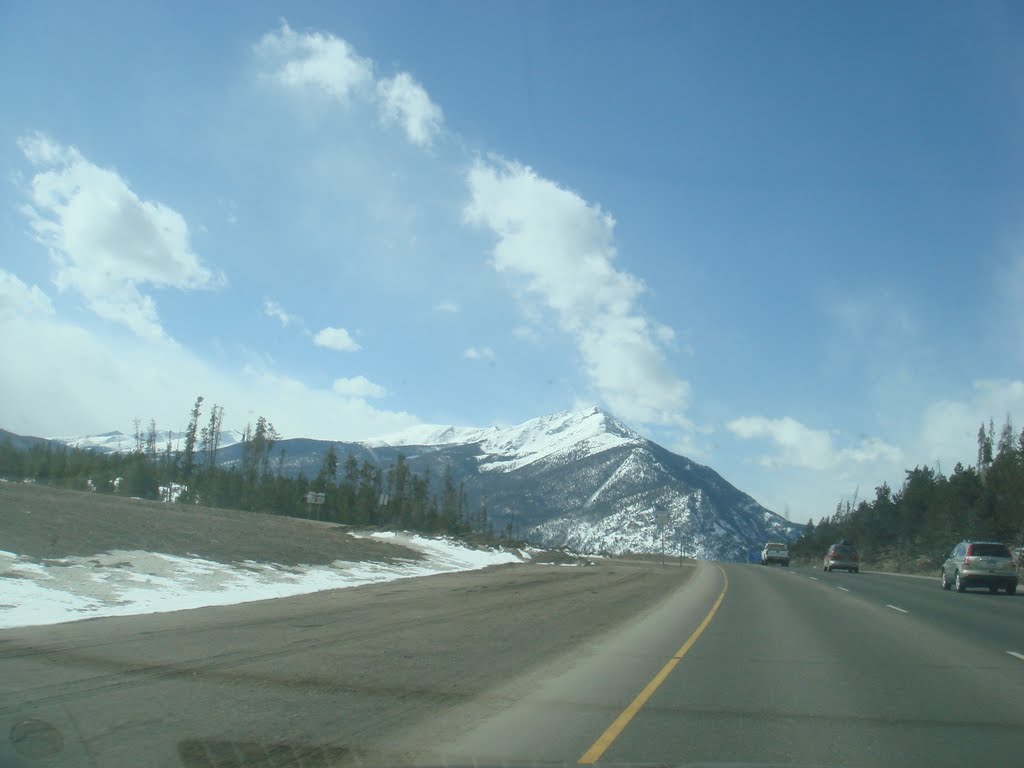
[761,542,789,566]
[941,541,1018,594]
[823,543,859,573]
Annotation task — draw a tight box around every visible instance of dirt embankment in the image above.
[0,481,419,565]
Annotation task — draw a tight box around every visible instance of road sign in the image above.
[655,511,669,527]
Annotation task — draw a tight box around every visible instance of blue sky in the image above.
[2,0,1023,522]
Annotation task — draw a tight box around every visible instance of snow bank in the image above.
[0,534,524,630]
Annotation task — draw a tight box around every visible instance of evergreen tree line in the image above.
[790,417,1024,570]
[0,396,503,543]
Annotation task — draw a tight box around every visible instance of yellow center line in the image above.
[577,566,729,765]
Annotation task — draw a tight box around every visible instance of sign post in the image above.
[303,491,326,519]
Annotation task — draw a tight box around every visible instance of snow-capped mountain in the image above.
[44,407,800,561]
[266,406,798,560]
[370,407,642,473]
[52,429,244,454]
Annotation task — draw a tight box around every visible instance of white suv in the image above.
[761,542,789,566]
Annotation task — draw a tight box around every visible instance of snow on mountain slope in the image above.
[53,429,244,454]
[366,424,498,449]
[367,406,641,473]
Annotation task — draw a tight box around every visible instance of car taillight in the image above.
[852,553,859,561]
[963,556,973,567]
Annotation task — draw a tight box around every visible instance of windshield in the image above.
[3,2,1024,767]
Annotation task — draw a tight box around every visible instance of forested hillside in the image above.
[791,418,1024,571]
[0,397,503,543]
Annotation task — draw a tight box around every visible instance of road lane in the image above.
[801,566,1024,659]
[598,563,1024,767]
[404,561,724,764]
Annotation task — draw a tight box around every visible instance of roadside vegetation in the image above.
[0,396,511,546]
[791,418,1024,573]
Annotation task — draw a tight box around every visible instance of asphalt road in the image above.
[3,559,1024,767]
[408,562,1024,768]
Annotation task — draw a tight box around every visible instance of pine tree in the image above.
[200,404,224,471]
[182,396,203,480]
[146,419,158,460]
[978,422,994,478]
[316,445,339,490]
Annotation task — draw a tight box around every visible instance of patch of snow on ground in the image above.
[0,535,524,630]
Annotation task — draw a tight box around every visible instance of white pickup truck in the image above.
[761,542,790,566]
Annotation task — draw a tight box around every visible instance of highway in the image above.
[410,562,1024,767]
[595,563,1024,766]
[3,559,1024,767]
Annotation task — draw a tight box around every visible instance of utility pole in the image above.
[655,509,669,566]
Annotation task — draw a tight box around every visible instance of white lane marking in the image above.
[809,576,819,581]
[886,604,909,614]
[1008,651,1024,663]
[837,586,850,592]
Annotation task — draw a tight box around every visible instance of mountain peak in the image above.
[363,406,644,473]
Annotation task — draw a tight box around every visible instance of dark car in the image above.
[941,541,1018,594]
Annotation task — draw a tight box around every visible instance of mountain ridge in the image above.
[36,406,800,560]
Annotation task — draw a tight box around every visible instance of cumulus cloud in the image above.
[434,300,460,314]
[17,133,221,340]
[377,73,444,148]
[464,346,496,362]
[256,22,443,148]
[333,375,387,399]
[0,269,54,319]
[464,156,688,426]
[727,415,902,471]
[255,21,372,101]
[263,299,295,327]
[313,326,360,352]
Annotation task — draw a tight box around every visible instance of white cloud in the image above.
[464,156,688,426]
[256,22,443,149]
[464,346,496,362]
[434,300,460,314]
[263,299,295,327]
[0,269,54,319]
[0,310,417,442]
[17,133,221,340]
[727,415,902,471]
[333,375,387,399]
[918,379,1024,468]
[255,21,373,102]
[313,326,360,352]
[377,73,444,148]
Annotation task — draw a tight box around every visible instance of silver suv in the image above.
[823,543,859,573]
[941,541,1018,594]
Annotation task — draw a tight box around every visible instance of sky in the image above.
[2,0,1023,523]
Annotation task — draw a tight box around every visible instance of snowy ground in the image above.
[0,532,526,630]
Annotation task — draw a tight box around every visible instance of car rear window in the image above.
[967,543,1011,557]
[832,545,856,556]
